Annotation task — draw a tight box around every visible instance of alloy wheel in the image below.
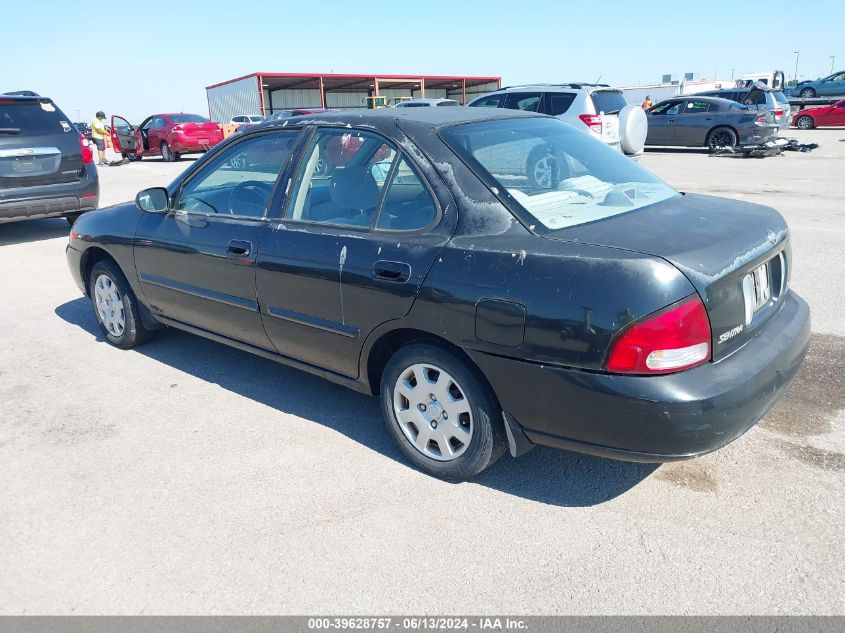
[531,156,555,189]
[94,274,125,337]
[392,363,474,461]
[797,116,813,130]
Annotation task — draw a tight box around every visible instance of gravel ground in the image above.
[1,128,843,615]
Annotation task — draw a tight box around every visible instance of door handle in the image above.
[227,239,252,256]
[372,260,411,283]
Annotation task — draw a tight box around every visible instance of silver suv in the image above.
[468,83,648,157]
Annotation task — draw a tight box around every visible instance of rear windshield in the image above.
[169,114,207,123]
[0,99,66,135]
[441,117,678,231]
[590,90,628,114]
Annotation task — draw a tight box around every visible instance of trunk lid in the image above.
[544,193,791,360]
[0,98,84,189]
[177,121,221,136]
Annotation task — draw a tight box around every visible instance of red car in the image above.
[110,113,223,161]
[792,100,845,129]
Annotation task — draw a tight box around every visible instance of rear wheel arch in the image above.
[706,125,739,149]
[364,328,495,401]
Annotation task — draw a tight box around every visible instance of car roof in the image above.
[258,106,544,130]
[0,94,52,102]
[490,83,615,93]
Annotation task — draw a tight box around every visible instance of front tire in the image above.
[88,259,152,349]
[796,115,814,130]
[380,343,506,480]
[799,88,816,99]
[706,126,738,151]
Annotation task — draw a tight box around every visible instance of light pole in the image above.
[831,56,836,73]
[731,68,735,80]
[793,51,800,83]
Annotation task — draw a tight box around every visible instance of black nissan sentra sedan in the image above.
[66,108,810,480]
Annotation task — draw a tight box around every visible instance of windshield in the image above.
[590,90,628,114]
[0,100,65,134]
[441,117,678,231]
[169,114,207,123]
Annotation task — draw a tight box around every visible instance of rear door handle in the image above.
[372,260,411,283]
[227,239,252,256]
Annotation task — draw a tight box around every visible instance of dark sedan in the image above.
[646,96,778,150]
[66,108,809,480]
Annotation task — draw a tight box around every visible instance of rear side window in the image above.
[683,100,714,113]
[435,100,459,106]
[773,91,790,105]
[503,93,543,112]
[544,93,577,115]
[375,158,438,231]
[0,100,66,135]
[590,90,627,114]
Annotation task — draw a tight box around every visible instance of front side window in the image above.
[174,131,298,218]
[441,117,678,232]
[650,100,682,115]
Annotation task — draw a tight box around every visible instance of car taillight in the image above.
[755,114,768,124]
[775,109,784,117]
[79,135,93,164]
[171,125,183,133]
[579,114,603,134]
[605,295,711,375]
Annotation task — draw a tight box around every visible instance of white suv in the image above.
[468,83,647,157]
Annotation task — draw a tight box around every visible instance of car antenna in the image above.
[595,75,602,85]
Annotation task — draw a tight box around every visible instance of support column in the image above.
[319,76,326,109]
[420,78,425,99]
[462,78,466,105]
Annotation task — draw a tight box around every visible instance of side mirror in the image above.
[135,187,169,213]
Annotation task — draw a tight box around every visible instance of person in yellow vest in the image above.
[641,95,653,110]
[90,111,109,165]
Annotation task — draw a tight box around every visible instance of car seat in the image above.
[311,166,379,226]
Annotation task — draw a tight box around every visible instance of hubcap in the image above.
[393,363,473,461]
[532,157,554,188]
[798,117,811,129]
[94,274,125,337]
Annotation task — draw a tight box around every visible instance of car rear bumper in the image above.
[170,135,223,154]
[0,167,99,223]
[469,290,810,461]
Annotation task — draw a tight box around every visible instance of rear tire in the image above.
[88,259,152,349]
[123,151,142,161]
[796,115,814,130]
[161,141,175,162]
[706,126,738,152]
[799,88,816,99]
[380,343,507,480]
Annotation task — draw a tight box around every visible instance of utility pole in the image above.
[831,56,836,73]
[793,51,800,83]
[731,68,735,80]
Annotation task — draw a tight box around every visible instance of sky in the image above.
[3,0,842,122]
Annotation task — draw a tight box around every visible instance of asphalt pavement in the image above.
[1,130,843,615]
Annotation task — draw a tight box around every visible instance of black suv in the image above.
[1,94,99,226]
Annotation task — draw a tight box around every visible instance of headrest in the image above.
[330,166,379,211]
